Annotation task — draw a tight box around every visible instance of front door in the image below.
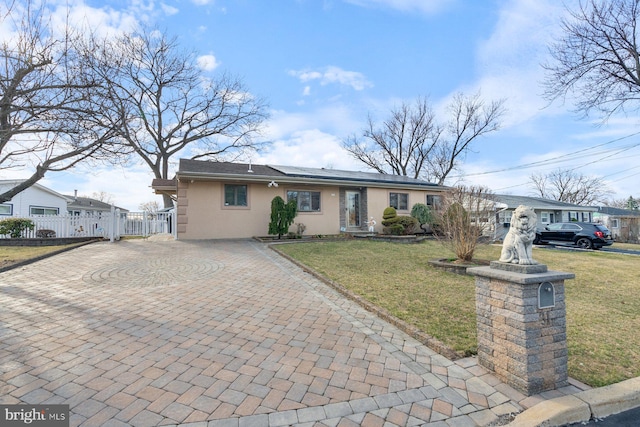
[346,191,361,228]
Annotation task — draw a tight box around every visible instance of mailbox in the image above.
[538,282,555,309]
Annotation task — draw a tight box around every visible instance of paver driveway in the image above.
[0,239,583,426]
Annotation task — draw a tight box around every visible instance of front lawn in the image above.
[276,239,640,387]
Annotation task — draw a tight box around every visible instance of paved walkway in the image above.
[0,239,587,426]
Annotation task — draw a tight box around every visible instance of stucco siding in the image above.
[179,182,344,239]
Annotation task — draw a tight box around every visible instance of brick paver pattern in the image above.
[0,240,586,426]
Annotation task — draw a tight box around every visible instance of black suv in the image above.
[534,222,614,249]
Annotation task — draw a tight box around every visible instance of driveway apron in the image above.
[0,239,583,426]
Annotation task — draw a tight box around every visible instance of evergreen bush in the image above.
[0,218,35,238]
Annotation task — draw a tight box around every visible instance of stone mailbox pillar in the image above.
[468,262,574,396]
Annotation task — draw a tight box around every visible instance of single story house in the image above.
[0,180,69,217]
[491,194,597,241]
[152,159,448,239]
[593,206,640,243]
[66,191,128,216]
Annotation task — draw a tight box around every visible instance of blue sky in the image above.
[6,0,640,210]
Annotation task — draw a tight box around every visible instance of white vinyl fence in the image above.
[0,208,176,241]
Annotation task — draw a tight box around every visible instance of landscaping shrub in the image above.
[0,218,35,238]
[382,206,397,222]
[268,196,298,239]
[411,203,434,234]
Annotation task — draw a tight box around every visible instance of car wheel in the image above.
[576,238,593,249]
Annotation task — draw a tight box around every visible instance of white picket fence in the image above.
[0,208,176,241]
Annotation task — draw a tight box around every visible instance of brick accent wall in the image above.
[475,275,569,395]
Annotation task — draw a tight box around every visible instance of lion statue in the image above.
[499,205,538,265]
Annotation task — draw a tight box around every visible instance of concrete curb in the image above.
[508,376,640,426]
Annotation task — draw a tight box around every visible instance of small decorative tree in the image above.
[0,218,35,238]
[436,185,494,262]
[381,206,418,235]
[410,203,434,234]
[268,196,298,239]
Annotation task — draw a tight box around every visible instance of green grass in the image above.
[0,242,90,268]
[277,239,640,387]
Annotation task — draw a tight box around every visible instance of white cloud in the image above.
[192,0,215,5]
[289,66,373,91]
[44,164,162,212]
[255,129,364,171]
[160,3,180,16]
[197,54,220,71]
[343,0,453,14]
[450,0,570,128]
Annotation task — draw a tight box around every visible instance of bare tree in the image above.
[89,191,114,204]
[342,97,441,179]
[605,196,639,210]
[342,93,505,185]
[0,1,123,203]
[436,185,495,262]
[529,169,612,205]
[91,29,269,208]
[543,0,640,119]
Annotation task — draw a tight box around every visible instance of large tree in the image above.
[0,1,122,203]
[91,29,269,208]
[543,0,640,119]
[342,93,505,185]
[529,169,613,205]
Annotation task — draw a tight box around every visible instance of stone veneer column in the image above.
[468,262,575,396]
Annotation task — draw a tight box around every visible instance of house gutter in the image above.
[176,172,448,192]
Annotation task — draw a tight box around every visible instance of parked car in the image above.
[534,222,614,249]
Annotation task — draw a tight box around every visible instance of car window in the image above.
[546,223,563,231]
[562,224,581,231]
[595,225,610,233]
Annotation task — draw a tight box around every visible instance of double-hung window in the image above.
[287,190,321,212]
[389,192,408,210]
[224,184,248,207]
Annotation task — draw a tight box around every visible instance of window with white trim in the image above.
[389,192,408,210]
[0,204,12,215]
[287,190,321,212]
[611,218,619,228]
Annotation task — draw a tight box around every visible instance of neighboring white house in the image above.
[65,191,128,216]
[491,194,597,241]
[593,206,640,243]
[0,180,68,217]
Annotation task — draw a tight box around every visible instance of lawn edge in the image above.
[0,239,103,273]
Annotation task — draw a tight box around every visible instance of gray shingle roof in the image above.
[177,159,442,189]
[596,206,640,217]
[494,194,595,211]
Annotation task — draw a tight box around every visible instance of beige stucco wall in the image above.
[178,181,343,239]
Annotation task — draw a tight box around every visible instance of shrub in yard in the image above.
[436,185,494,262]
[0,218,35,238]
[411,203,434,234]
[382,215,418,235]
[388,223,405,235]
[382,206,397,222]
[268,196,298,239]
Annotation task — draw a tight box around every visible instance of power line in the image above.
[452,131,640,179]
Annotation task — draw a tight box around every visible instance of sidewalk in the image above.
[0,239,593,426]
